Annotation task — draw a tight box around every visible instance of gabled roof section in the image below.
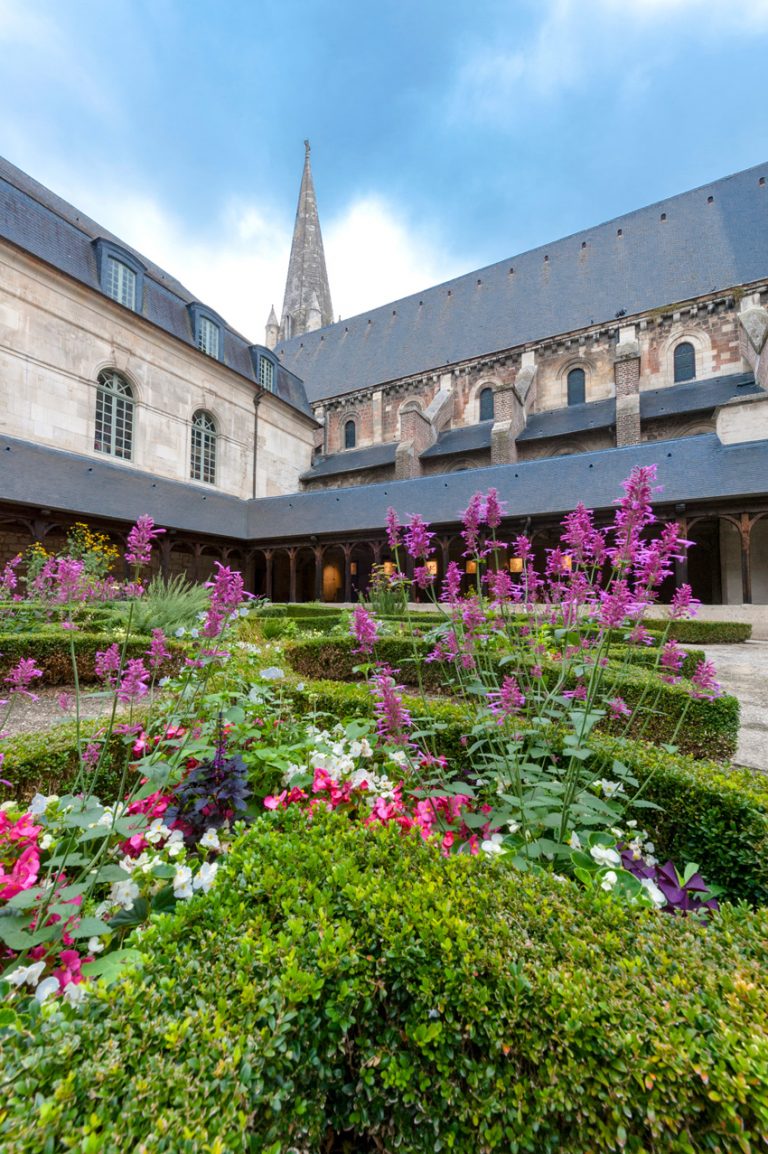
[420,422,493,459]
[517,397,616,442]
[277,162,768,402]
[640,371,761,420]
[0,155,313,419]
[300,441,398,481]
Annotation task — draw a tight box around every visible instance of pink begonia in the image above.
[53,949,86,989]
[5,658,43,698]
[146,628,171,670]
[125,515,165,567]
[117,658,150,703]
[0,844,40,899]
[350,604,379,655]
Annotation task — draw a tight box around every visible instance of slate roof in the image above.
[517,398,616,442]
[640,371,761,420]
[300,441,398,481]
[420,422,493,459]
[3,432,767,543]
[0,156,313,419]
[277,163,768,402]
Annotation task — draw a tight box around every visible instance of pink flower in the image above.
[670,583,700,620]
[125,515,165,568]
[484,488,505,530]
[203,563,245,637]
[385,508,401,551]
[117,658,150,703]
[404,514,435,560]
[371,666,412,747]
[0,845,40,899]
[439,562,462,604]
[146,628,171,670]
[461,493,484,555]
[487,675,526,723]
[95,644,121,682]
[690,659,722,701]
[53,948,85,989]
[608,697,632,720]
[350,605,379,655]
[5,658,43,698]
[57,692,73,712]
[413,564,436,590]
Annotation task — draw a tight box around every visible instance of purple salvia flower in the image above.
[690,659,722,701]
[125,515,165,567]
[486,567,514,604]
[203,563,246,637]
[412,564,436,590]
[146,628,171,670]
[439,561,463,604]
[487,675,525,724]
[117,658,150,703]
[5,658,43,698]
[598,580,637,629]
[608,697,632,720]
[403,514,435,560]
[610,465,660,568]
[670,583,700,620]
[484,489,505,530]
[370,666,412,747]
[350,604,379,655]
[0,554,21,597]
[95,644,121,682]
[385,508,401,551]
[56,692,73,712]
[461,492,485,555]
[660,640,685,683]
[55,557,86,602]
[81,743,101,768]
[561,503,607,567]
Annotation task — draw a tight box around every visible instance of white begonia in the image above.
[63,982,89,1007]
[35,977,60,1004]
[596,780,625,798]
[87,936,105,954]
[0,800,16,813]
[641,877,667,908]
[173,865,194,899]
[481,833,506,856]
[7,960,47,988]
[145,818,172,845]
[110,878,140,910]
[28,793,54,816]
[600,870,619,891]
[389,750,409,768]
[590,845,621,868]
[507,820,521,835]
[199,828,221,851]
[39,833,54,850]
[568,831,581,850]
[193,861,218,893]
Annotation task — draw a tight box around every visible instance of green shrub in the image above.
[1,717,138,802]
[284,637,739,760]
[287,679,763,903]
[108,573,209,635]
[3,811,767,1153]
[645,619,752,644]
[0,630,159,685]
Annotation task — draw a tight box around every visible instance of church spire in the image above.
[279,140,334,342]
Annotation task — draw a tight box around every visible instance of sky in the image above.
[1,0,767,344]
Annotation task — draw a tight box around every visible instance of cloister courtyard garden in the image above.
[1,466,767,1153]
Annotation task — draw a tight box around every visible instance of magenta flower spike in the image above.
[125,515,165,568]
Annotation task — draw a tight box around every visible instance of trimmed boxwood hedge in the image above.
[645,619,752,644]
[285,636,739,760]
[1,716,139,802]
[288,678,765,904]
[3,811,767,1153]
[0,630,161,686]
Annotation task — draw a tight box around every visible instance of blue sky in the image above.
[1,0,767,342]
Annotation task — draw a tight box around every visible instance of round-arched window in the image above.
[191,410,217,485]
[344,419,356,450]
[673,342,696,383]
[95,371,134,459]
[479,387,494,422]
[567,368,586,406]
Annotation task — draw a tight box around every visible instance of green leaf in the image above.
[224,705,246,725]
[70,917,112,939]
[108,898,150,930]
[630,799,662,810]
[6,887,46,910]
[95,864,131,883]
[81,948,144,984]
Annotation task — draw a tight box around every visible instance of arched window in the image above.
[673,341,696,383]
[344,419,356,450]
[191,410,217,485]
[95,371,134,459]
[479,387,494,422]
[567,368,586,406]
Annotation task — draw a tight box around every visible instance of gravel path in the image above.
[2,687,116,738]
[702,641,768,772]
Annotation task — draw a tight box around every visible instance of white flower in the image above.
[199,828,221,851]
[596,779,625,798]
[175,627,186,638]
[87,936,105,954]
[568,831,581,850]
[189,628,199,639]
[62,982,89,1007]
[507,820,520,834]
[173,865,194,899]
[296,681,305,691]
[28,793,54,816]
[641,877,666,908]
[193,861,218,893]
[7,960,47,988]
[110,879,140,909]
[259,666,284,680]
[35,977,60,1003]
[590,845,621,868]
[481,833,506,856]
[39,833,54,850]
[600,870,618,891]
[389,750,409,768]
[145,818,172,845]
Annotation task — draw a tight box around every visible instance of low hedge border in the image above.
[285,636,738,760]
[0,631,183,686]
[1,716,140,802]
[288,677,765,905]
[4,811,767,1153]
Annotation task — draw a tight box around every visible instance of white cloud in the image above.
[453,0,768,121]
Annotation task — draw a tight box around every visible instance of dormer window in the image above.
[259,356,275,392]
[198,316,220,359]
[188,304,224,362]
[93,239,145,313]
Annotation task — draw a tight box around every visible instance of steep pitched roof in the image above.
[277,162,768,402]
[0,156,314,419]
[279,141,334,339]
